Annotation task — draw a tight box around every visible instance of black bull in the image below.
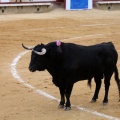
[22,41,120,110]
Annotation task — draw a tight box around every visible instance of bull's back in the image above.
[62,42,117,80]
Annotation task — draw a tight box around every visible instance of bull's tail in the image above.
[114,65,120,101]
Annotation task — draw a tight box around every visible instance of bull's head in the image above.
[22,43,47,72]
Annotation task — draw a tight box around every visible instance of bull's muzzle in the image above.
[29,66,36,72]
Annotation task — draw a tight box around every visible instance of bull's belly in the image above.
[73,73,93,81]
[65,69,99,81]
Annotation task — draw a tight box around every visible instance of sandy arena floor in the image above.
[0,6,120,120]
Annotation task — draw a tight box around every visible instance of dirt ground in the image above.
[0,6,120,120]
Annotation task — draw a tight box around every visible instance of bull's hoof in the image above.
[58,105,64,109]
[103,102,108,106]
[90,99,96,103]
[64,107,71,111]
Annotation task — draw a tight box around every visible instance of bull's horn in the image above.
[22,43,34,50]
[33,48,46,55]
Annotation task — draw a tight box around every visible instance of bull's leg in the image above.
[58,86,65,108]
[91,77,102,103]
[64,83,74,110]
[103,64,114,105]
[103,73,112,105]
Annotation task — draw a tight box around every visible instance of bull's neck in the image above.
[46,63,61,77]
[46,67,54,77]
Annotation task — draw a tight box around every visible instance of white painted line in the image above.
[76,106,119,120]
[10,51,59,101]
[23,83,35,89]
[20,23,120,32]
[63,34,104,41]
[35,89,59,101]
[11,51,28,83]
[11,49,120,120]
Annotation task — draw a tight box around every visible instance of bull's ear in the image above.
[41,43,44,46]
